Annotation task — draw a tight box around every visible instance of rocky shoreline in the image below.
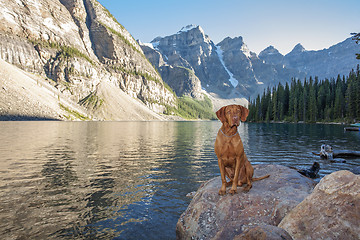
[176,164,360,240]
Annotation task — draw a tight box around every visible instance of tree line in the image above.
[248,65,360,123]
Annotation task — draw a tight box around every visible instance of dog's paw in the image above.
[229,189,237,195]
[218,189,226,195]
[243,186,251,192]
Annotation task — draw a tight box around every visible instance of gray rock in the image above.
[176,164,316,240]
[160,65,203,99]
[279,170,360,240]
[140,44,203,99]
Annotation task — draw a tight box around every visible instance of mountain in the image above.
[144,25,230,94]
[216,36,305,97]
[140,25,250,110]
[258,46,283,65]
[260,38,360,80]
[0,0,176,120]
[141,25,307,103]
[142,25,359,105]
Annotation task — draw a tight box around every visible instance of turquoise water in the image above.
[0,121,359,239]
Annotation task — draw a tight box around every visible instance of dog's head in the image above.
[216,104,249,127]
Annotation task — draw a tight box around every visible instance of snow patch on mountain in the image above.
[241,44,251,58]
[141,42,155,50]
[215,46,238,88]
[178,24,198,33]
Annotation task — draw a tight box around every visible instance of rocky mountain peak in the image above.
[218,36,244,49]
[176,24,211,45]
[290,43,306,54]
[217,36,251,58]
[259,45,282,56]
[177,24,200,33]
[259,45,284,65]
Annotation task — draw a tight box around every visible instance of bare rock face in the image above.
[176,165,315,240]
[140,44,203,99]
[160,65,203,99]
[279,170,360,240]
[0,0,176,120]
[144,25,233,97]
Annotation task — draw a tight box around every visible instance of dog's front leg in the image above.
[229,157,241,194]
[218,158,227,195]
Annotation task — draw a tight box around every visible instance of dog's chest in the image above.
[217,137,243,158]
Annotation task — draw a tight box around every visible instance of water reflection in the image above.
[0,122,359,239]
[0,121,222,239]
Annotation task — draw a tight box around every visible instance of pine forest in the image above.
[248,65,360,123]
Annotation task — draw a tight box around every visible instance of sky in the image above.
[97,0,360,55]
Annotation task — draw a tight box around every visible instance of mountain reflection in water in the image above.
[0,121,359,239]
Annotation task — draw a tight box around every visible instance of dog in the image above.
[214,104,269,195]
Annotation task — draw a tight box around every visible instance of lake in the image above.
[0,121,359,239]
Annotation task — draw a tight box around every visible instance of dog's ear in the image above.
[238,105,249,122]
[216,106,227,123]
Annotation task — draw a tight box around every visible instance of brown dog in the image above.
[214,104,269,195]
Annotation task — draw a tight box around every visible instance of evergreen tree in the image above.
[284,82,290,118]
[346,70,357,121]
[247,66,359,123]
[308,77,317,122]
[265,87,272,122]
[255,95,261,122]
[334,75,345,119]
[272,87,278,121]
[288,78,296,120]
[277,83,285,120]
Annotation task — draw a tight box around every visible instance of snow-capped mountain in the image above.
[141,25,360,102]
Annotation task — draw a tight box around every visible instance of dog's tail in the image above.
[252,174,270,181]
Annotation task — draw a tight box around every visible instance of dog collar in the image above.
[220,128,239,138]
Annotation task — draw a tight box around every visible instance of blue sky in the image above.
[97,0,360,55]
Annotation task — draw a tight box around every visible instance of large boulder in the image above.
[279,170,360,240]
[234,224,293,240]
[176,164,316,239]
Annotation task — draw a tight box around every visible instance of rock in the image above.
[160,65,203,99]
[279,170,360,240]
[234,224,293,240]
[176,164,316,240]
[140,43,204,98]
[0,0,176,120]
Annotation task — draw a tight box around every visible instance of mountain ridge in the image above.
[141,24,359,103]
